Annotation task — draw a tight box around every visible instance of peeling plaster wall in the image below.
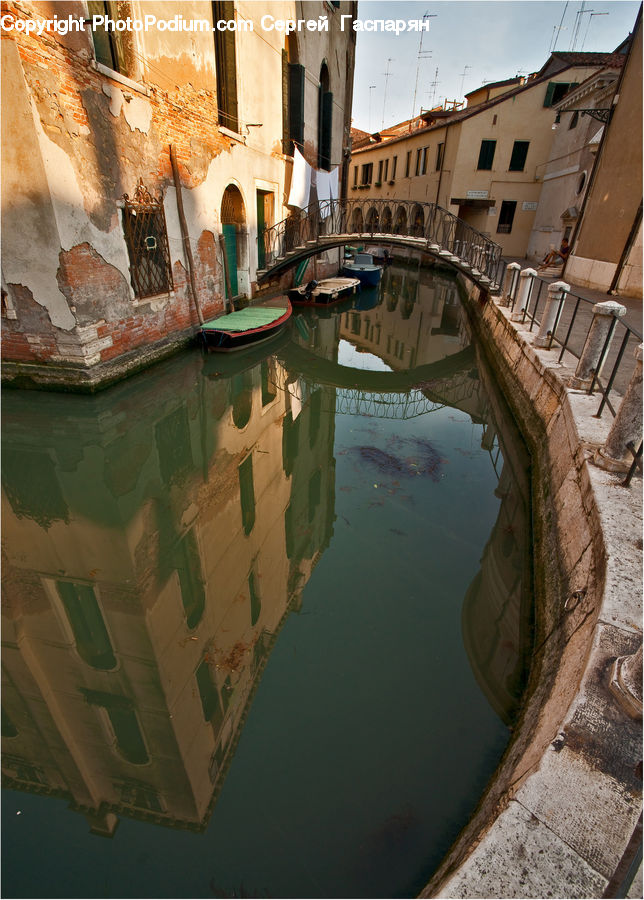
[1,0,356,389]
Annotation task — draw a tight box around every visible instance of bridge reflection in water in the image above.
[1,262,533,898]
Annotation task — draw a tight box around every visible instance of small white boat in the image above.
[288,277,361,306]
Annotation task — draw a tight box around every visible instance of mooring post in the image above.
[569,300,627,389]
[534,281,570,348]
[594,343,643,472]
[502,262,521,307]
[511,267,537,322]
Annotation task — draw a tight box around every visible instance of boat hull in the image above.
[342,264,382,287]
[288,277,361,306]
[201,299,292,353]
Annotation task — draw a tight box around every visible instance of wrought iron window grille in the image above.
[122,179,173,300]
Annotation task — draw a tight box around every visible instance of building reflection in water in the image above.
[1,260,533,842]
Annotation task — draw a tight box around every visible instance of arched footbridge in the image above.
[257,199,503,292]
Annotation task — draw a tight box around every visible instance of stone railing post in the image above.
[594,344,643,472]
[511,267,537,321]
[570,300,627,389]
[534,281,570,348]
[609,642,642,718]
[502,262,521,307]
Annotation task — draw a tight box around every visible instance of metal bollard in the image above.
[594,343,643,472]
[534,281,570,348]
[502,262,521,307]
[510,268,537,322]
[570,300,627,389]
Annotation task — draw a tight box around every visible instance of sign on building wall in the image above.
[522,201,538,211]
[466,190,489,199]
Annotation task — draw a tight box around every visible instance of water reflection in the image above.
[2,262,533,896]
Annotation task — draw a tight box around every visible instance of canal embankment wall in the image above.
[421,278,642,898]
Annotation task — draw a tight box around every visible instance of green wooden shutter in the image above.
[544,82,557,107]
[289,64,305,149]
[319,91,333,170]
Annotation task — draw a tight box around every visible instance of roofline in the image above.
[350,58,614,157]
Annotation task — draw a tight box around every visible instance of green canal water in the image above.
[1,263,534,898]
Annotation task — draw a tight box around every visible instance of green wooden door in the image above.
[256,192,266,270]
[223,223,238,297]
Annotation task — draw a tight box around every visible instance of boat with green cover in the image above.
[201,296,292,352]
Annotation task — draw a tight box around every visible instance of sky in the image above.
[351,0,640,132]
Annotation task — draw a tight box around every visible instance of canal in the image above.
[1,261,534,899]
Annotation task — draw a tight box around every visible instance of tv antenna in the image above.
[368,84,376,132]
[428,67,440,108]
[459,65,471,98]
[411,12,436,118]
[382,58,394,129]
[581,11,608,50]
[552,0,569,52]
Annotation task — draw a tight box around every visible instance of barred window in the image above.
[122,181,173,299]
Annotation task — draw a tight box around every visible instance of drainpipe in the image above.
[169,144,204,324]
[609,200,642,295]
[435,124,449,208]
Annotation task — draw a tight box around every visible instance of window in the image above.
[415,148,422,176]
[421,147,428,175]
[497,200,517,234]
[405,151,411,177]
[318,63,333,170]
[377,160,383,183]
[569,111,579,129]
[282,39,304,154]
[57,581,116,670]
[87,1,129,74]
[213,1,238,132]
[477,140,496,170]
[353,166,358,188]
[81,689,149,764]
[543,81,578,107]
[383,158,389,182]
[391,156,397,180]
[122,181,173,299]
[436,142,445,171]
[509,140,529,172]
[361,162,373,185]
[239,454,255,535]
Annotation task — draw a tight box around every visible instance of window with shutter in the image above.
[88,1,130,74]
[509,140,529,171]
[213,1,238,132]
[477,140,496,170]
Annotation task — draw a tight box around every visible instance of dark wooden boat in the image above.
[288,277,361,306]
[201,296,292,352]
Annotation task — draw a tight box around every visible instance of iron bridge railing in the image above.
[259,199,503,283]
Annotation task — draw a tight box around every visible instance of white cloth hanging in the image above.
[287,147,312,209]
[316,168,332,218]
[329,166,339,201]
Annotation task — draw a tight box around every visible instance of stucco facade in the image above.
[348,52,626,260]
[564,11,642,297]
[1,0,356,390]
[526,65,622,265]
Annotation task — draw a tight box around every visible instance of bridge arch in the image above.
[256,199,502,293]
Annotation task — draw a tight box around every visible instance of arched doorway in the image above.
[393,207,407,235]
[366,207,379,233]
[221,185,249,299]
[381,206,393,232]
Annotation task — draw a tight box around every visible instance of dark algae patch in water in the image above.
[1,263,533,899]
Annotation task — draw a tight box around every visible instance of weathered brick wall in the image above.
[1,0,233,373]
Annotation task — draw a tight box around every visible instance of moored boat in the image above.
[288,277,361,306]
[201,296,292,352]
[342,252,383,287]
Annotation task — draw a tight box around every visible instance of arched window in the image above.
[412,205,424,237]
[318,63,333,171]
[394,207,407,235]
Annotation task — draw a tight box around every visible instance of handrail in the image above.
[259,199,503,283]
[497,260,642,421]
